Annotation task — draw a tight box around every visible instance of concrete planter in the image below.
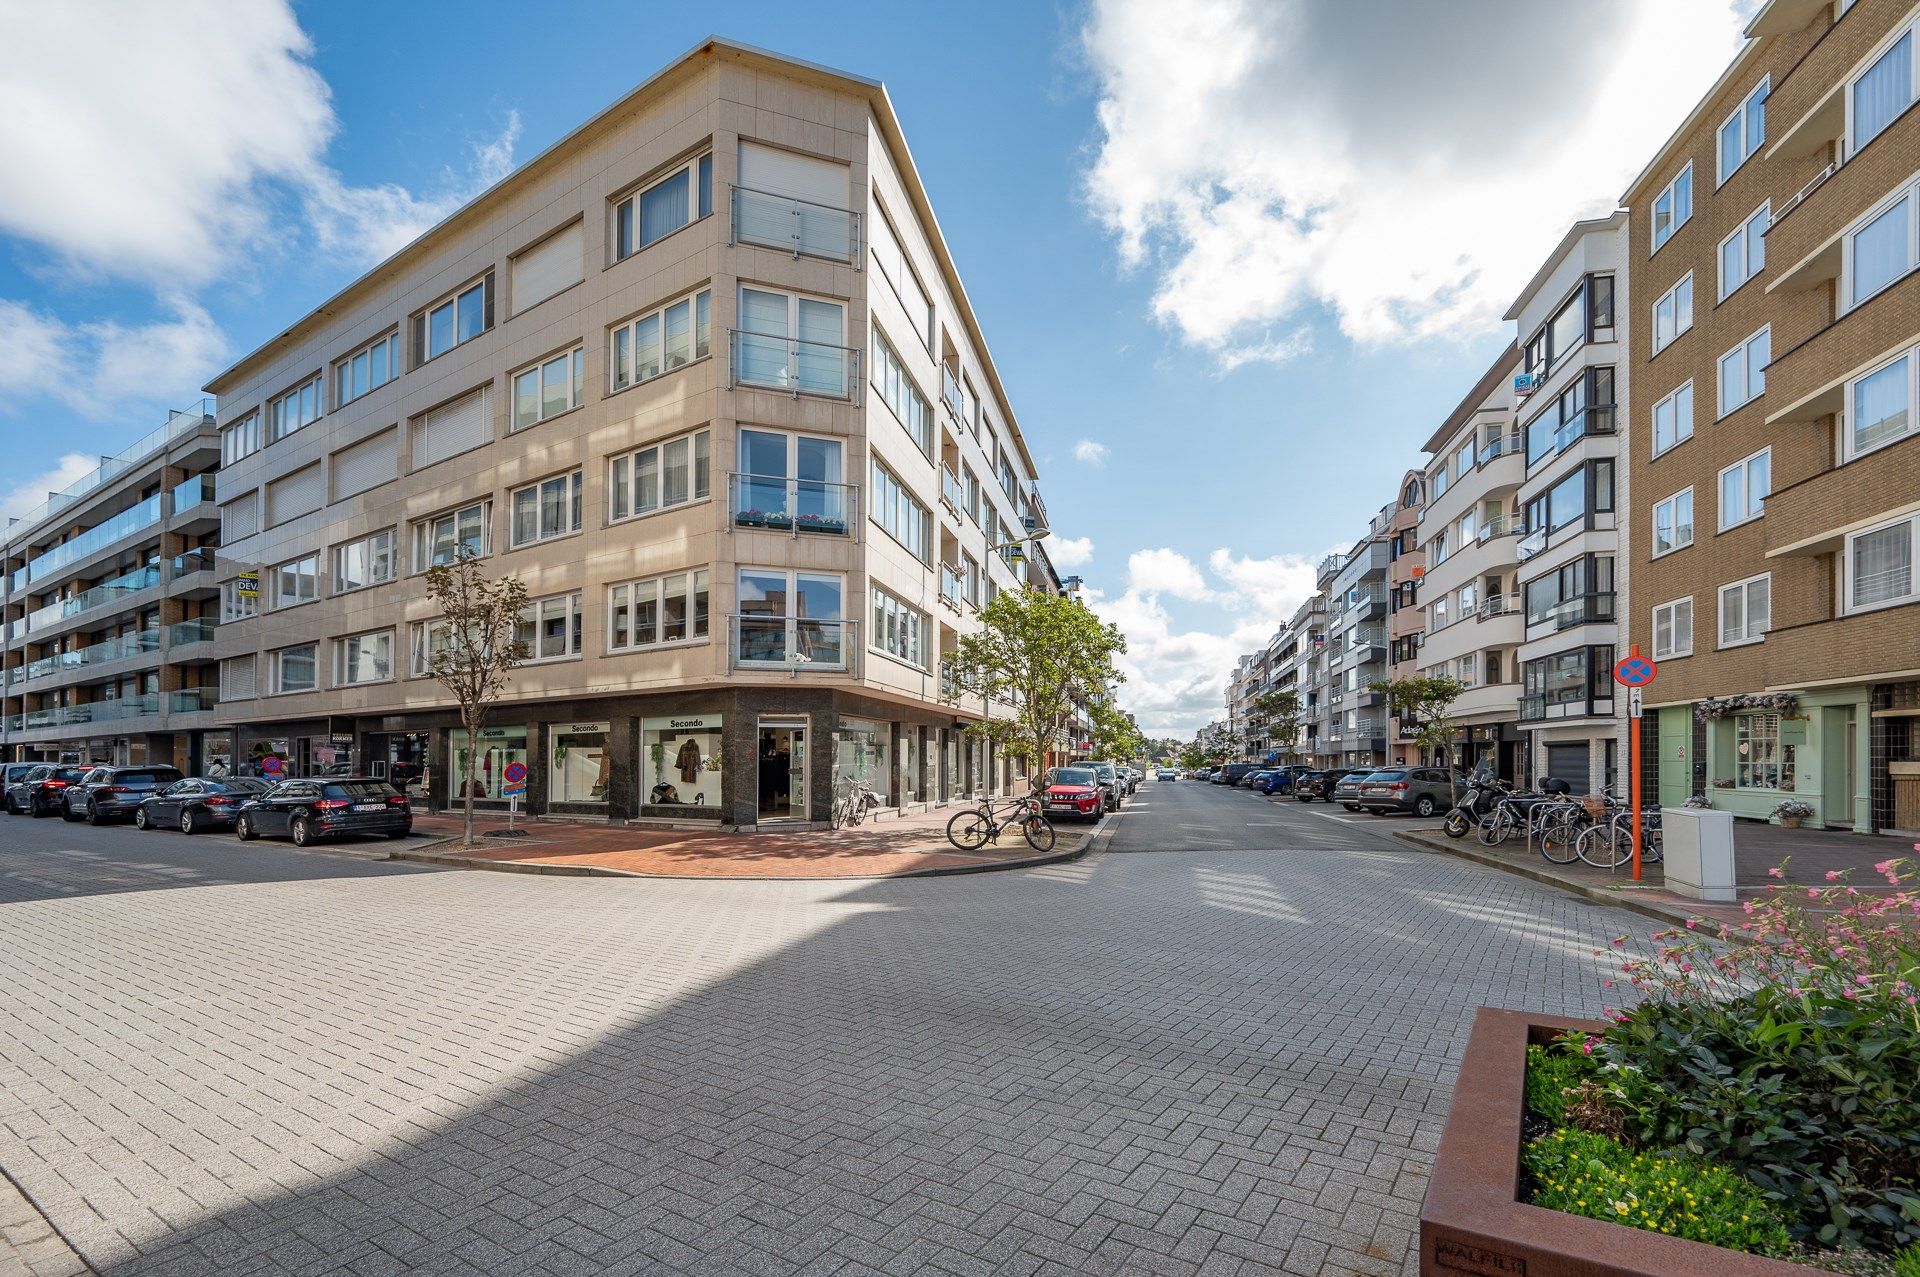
[1421,1008,1814,1275]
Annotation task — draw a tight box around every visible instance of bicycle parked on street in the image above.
[831,774,883,829]
[1575,805,1664,869]
[945,790,1056,853]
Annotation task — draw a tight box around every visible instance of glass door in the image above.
[756,718,808,822]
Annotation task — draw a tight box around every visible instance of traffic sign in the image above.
[259,755,284,776]
[1628,687,1644,720]
[501,760,528,797]
[1613,654,1658,687]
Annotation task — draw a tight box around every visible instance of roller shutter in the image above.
[739,141,847,207]
[331,428,397,501]
[221,494,259,541]
[412,386,492,470]
[265,463,323,527]
[221,655,256,701]
[1544,742,1592,793]
[510,221,583,315]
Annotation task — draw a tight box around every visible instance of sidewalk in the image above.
[399,803,1099,879]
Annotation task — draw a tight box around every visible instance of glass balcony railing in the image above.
[1475,514,1521,543]
[940,467,965,513]
[1477,432,1524,465]
[23,565,162,633]
[19,629,161,683]
[170,547,217,577]
[730,186,860,263]
[727,473,855,535]
[168,688,218,713]
[21,493,164,584]
[1526,405,1617,468]
[941,367,965,423]
[6,399,213,544]
[168,617,216,645]
[1516,528,1548,561]
[729,329,860,399]
[6,694,160,732]
[730,614,852,671]
[1526,592,1616,631]
[168,473,217,513]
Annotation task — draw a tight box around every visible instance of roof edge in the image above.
[1500,211,1628,322]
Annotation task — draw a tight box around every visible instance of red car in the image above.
[1042,766,1105,822]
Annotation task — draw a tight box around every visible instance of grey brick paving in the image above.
[0,785,1655,1274]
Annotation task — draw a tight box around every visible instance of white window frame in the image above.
[221,412,261,466]
[1717,448,1771,530]
[508,471,583,549]
[734,568,848,668]
[1845,344,1919,460]
[221,577,258,623]
[1717,325,1770,417]
[267,375,322,444]
[869,585,929,670]
[335,630,395,686]
[613,153,712,261]
[269,642,319,695]
[270,552,321,609]
[607,289,712,393]
[1652,381,1694,457]
[331,528,396,594]
[1651,273,1693,354]
[1716,77,1767,187]
[1844,512,1920,613]
[415,274,492,365]
[1717,574,1771,648]
[412,501,491,572]
[1718,203,1769,301]
[1841,176,1919,313]
[1653,488,1694,558]
[518,591,585,663]
[608,428,711,522]
[334,331,399,409]
[1651,162,1693,254]
[1847,23,1918,157]
[869,456,931,562]
[607,569,711,652]
[870,323,934,456]
[1652,597,1694,660]
[511,346,585,431]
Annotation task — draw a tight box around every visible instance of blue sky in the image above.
[0,0,1751,736]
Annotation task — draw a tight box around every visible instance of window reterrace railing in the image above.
[171,547,217,577]
[6,693,160,732]
[730,185,861,264]
[939,563,964,610]
[941,367,965,423]
[168,688,219,713]
[23,565,163,633]
[1477,592,1522,621]
[168,473,216,513]
[1516,528,1548,561]
[940,466,965,514]
[1475,513,1522,543]
[20,493,165,585]
[168,617,217,645]
[729,614,854,673]
[1477,430,1524,465]
[1526,592,1616,631]
[1526,405,1617,469]
[729,329,861,400]
[727,473,856,537]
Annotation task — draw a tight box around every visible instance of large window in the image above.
[609,289,712,391]
[871,325,933,455]
[737,569,846,667]
[1849,350,1917,458]
[332,528,395,593]
[1717,326,1769,416]
[1717,78,1766,185]
[869,204,935,350]
[413,501,489,570]
[735,429,846,529]
[614,154,712,260]
[1846,513,1918,612]
[1522,275,1613,384]
[222,577,257,623]
[1651,163,1693,253]
[271,553,320,608]
[736,286,849,396]
[1653,488,1694,557]
[1523,555,1614,628]
[222,412,261,466]
[413,274,492,365]
[608,570,710,650]
[1719,204,1768,300]
[518,592,583,662]
[336,631,393,685]
[1718,449,1771,529]
[268,376,322,444]
[1651,273,1693,354]
[1851,28,1915,155]
[1524,461,1610,536]
[870,458,931,561]
[1652,381,1694,457]
[270,643,318,694]
[609,428,710,521]
[1522,647,1613,710]
[1525,366,1614,465]
[1652,597,1694,659]
[1735,713,1787,789]
[512,347,584,430]
[1846,184,1915,310]
[871,587,928,669]
[509,472,583,548]
[335,332,398,408]
[1718,574,1771,647]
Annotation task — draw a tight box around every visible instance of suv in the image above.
[1253,767,1303,795]
[1219,763,1258,787]
[65,765,185,824]
[1331,770,1382,810]
[1355,767,1467,818]
[1294,768,1366,802]
[6,765,90,817]
[236,778,412,846]
[1155,767,1176,781]
[1087,762,1125,811]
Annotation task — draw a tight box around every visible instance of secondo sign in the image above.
[643,716,719,731]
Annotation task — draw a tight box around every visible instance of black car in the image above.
[135,777,275,834]
[0,762,39,797]
[1219,763,1258,786]
[5,765,90,817]
[64,764,185,824]
[235,778,413,846]
[1294,768,1366,802]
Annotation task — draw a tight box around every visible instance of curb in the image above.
[1388,829,1702,927]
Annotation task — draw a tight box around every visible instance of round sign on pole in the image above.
[502,761,528,785]
[260,756,284,776]
[1613,655,1658,687]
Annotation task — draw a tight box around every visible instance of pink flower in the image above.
[1603,979,1614,988]
[1768,867,1785,879]
[1826,870,1843,882]
[1808,889,1821,899]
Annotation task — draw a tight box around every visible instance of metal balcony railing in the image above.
[1477,431,1524,464]
[940,467,965,514]
[1475,513,1521,543]
[1477,593,1521,620]
[729,329,860,400]
[1526,404,1617,468]
[939,563,964,610]
[6,399,213,545]
[941,367,965,423]
[727,473,857,537]
[729,614,853,672]
[730,185,861,263]
[23,565,163,633]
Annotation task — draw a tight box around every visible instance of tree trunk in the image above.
[461,710,479,847]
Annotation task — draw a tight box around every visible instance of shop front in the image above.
[1692,686,1871,830]
[548,720,612,814]
[642,714,723,819]
[448,724,528,807]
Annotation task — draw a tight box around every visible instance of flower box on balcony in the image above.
[734,510,793,530]
[794,515,846,535]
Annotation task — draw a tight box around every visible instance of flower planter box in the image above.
[1420,1007,1815,1275]
[795,518,847,535]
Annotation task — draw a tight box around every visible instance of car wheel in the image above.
[387,828,409,840]
[84,801,105,825]
[62,799,84,822]
[235,815,256,842]
[134,807,150,830]
[1414,795,1437,818]
[179,809,197,836]
[290,817,313,847]
[30,798,49,818]
[1343,803,1361,812]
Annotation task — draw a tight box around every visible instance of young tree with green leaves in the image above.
[424,552,531,847]
[1247,690,1301,763]
[1177,744,1207,773]
[1088,701,1149,763]
[954,588,1127,790]
[1203,723,1233,764]
[1370,674,1469,804]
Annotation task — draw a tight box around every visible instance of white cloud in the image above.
[1,452,105,523]
[1072,438,1111,466]
[1081,0,1747,364]
[0,297,226,419]
[1126,547,1213,601]
[1047,534,1095,568]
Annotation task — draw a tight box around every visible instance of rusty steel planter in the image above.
[1420,1007,1814,1276]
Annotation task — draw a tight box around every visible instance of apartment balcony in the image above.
[1523,406,1615,477]
[167,688,219,720]
[1357,689,1386,710]
[1474,513,1525,546]
[1353,591,1386,622]
[167,616,217,663]
[939,564,964,612]
[1765,435,1920,558]
[5,693,161,736]
[1450,681,1521,723]
[1768,271,1920,427]
[728,614,855,674]
[729,329,861,401]
[730,185,861,264]
[1523,592,1616,637]
[13,628,166,692]
[728,473,857,538]
[4,400,213,548]
[168,548,220,598]
[939,466,965,518]
[1517,514,1615,565]
[168,473,219,533]
[1476,430,1524,467]
[18,566,164,642]
[1476,593,1522,622]
[14,492,165,589]
[1764,602,1920,687]
[942,367,965,423]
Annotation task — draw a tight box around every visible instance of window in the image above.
[608,289,712,391]
[335,333,398,407]
[510,472,583,548]
[1525,366,1614,465]
[1653,489,1694,557]
[1652,597,1694,659]
[1718,449,1771,529]
[735,429,845,528]
[1523,554,1614,627]
[1735,712,1789,789]
[221,576,258,623]
[222,412,261,465]
[1717,326,1770,415]
[737,286,849,396]
[609,428,711,521]
[413,501,489,570]
[332,529,395,593]
[1429,464,1450,501]
[270,643,318,694]
[1717,78,1767,185]
[870,458,931,561]
[1851,28,1915,154]
[1521,276,1613,384]
[267,376,322,444]
[1652,381,1694,457]
[1719,204,1768,299]
[518,592,584,661]
[608,570,710,650]
[1846,185,1914,309]
[1719,575,1771,646]
[736,569,846,667]
[336,631,393,685]
[1651,163,1693,253]
[614,154,712,260]
[870,325,933,455]
[512,347,584,430]
[413,274,493,365]
[1846,514,1918,611]
[1454,439,1475,479]
[1651,273,1693,354]
[271,553,320,608]
[869,204,934,350]
[871,587,929,668]
[1849,349,1916,458]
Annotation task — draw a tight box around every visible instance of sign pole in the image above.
[1629,645,1643,882]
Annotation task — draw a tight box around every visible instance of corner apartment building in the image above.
[1,405,223,769]
[1416,346,1528,779]
[1625,0,1920,831]
[203,39,1064,828]
[1384,471,1425,764]
[1318,510,1392,768]
[1508,214,1630,793]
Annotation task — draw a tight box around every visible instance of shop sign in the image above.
[643,715,719,731]
[562,722,610,734]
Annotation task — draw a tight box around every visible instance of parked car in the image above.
[1331,770,1383,810]
[235,778,413,846]
[1218,763,1258,787]
[1,762,40,797]
[1154,768,1176,781]
[1087,762,1126,810]
[1294,768,1366,802]
[1253,767,1303,795]
[63,764,185,824]
[1042,766,1105,822]
[135,777,276,833]
[1242,769,1274,791]
[5,765,90,817]
[1355,767,1469,818]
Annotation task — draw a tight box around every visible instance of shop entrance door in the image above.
[757,718,809,822]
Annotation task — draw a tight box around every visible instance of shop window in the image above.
[641,715,721,813]
[448,725,527,802]
[835,718,892,804]
[549,722,610,804]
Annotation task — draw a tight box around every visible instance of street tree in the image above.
[1371,674,1470,804]
[954,588,1127,789]
[1089,701,1149,763]
[1177,744,1207,773]
[1202,723,1233,764]
[1247,690,1301,763]
[423,552,531,846]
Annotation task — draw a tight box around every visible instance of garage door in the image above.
[1544,742,1591,793]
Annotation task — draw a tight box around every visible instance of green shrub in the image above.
[1524,1041,1594,1126]
[1896,1242,1920,1277]
[1523,1128,1793,1256]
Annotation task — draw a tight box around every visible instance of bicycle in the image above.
[1576,806,1664,869]
[946,790,1056,853]
[832,774,881,829]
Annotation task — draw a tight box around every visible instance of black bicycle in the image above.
[946,790,1056,853]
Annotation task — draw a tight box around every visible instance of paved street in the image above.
[0,783,1656,1275]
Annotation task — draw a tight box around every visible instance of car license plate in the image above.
[353,802,385,812]
[1049,801,1075,810]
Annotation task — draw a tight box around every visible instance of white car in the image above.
[1155,768,1176,781]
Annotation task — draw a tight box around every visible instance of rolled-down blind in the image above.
[412,386,492,470]
[221,655,256,700]
[739,141,848,206]
[266,463,323,526]
[331,428,397,501]
[221,494,259,541]
[510,221,583,315]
